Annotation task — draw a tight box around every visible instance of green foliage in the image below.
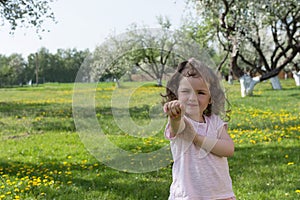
[0,80,299,199]
[92,20,200,86]
[0,54,26,86]
[0,0,56,34]
[0,48,90,87]
[188,0,300,78]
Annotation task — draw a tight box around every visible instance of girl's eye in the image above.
[180,90,189,93]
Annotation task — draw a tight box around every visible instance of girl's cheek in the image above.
[178,95,187,102]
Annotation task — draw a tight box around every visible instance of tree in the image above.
[27,47,51,84]
[26,47,90,84]
[92,20,180,86]
[188,0,300,96]
[0,0,55,34]
[56,48,90,83]
[92,17,204,87]
[0,53,26,86]
[92,31,135,86]
[124,21,179,86]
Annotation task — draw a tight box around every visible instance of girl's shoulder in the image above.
[205,114,226,130]
[205,114,222,123]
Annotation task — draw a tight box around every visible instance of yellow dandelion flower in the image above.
[82,160,88,164]
[287,162,294,165]
[250,139,256,144]
[65,171,72,175]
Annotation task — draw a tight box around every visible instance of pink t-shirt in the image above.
[165,114,235,200]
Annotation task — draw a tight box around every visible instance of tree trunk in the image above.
[35,53,39,86]
[239,75,260,97]
[270,76,282,90]
[114,78,121,88]
[292,71,300,86]
[157,78,163,87]
[228,75,233,84]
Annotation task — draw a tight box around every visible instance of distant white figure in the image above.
[292,70,300,86]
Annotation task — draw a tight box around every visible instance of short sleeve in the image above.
[215,115,228,138]
[206,114,228,138]
[164,123,177,140]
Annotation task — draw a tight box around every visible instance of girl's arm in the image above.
[193,126,234,157]
[168,116,185,138]
[164,100,186,138]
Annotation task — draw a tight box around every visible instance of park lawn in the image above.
[0,79,299,199]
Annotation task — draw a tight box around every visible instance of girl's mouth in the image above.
[186,103,199,107]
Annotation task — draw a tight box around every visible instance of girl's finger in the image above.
[175,103,181,114]
[163,103,169,113]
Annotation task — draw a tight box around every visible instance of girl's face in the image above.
[177,76,211,122]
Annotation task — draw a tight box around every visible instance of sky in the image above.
[0,0,191,57]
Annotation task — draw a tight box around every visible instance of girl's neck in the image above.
[186,114,206,123]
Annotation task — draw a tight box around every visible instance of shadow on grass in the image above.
[229,143,300,198]
[0,101,165,135]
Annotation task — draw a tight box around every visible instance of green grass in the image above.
[0,79,299,199]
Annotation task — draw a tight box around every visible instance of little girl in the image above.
[162,58,235,200]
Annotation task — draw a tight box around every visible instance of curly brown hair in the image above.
[162,58,230,119]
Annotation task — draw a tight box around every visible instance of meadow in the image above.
[0,79,299,200]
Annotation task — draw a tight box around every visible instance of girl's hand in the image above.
[163,100,185,120]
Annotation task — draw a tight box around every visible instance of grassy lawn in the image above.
[0,79,299,199]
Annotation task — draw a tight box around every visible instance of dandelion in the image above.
[296,189,300,193]
[81,160,88,164]
[65,171,72,175]
[250,139,256,144]
[287,162,294,165]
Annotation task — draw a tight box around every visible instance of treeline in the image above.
[0,47,90,87]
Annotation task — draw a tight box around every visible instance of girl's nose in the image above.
[188,92,197,101]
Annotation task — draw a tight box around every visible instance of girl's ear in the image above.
[209,98,212,104]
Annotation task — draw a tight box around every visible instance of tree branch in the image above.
[216,52,229,72]
[135,62,156,80]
